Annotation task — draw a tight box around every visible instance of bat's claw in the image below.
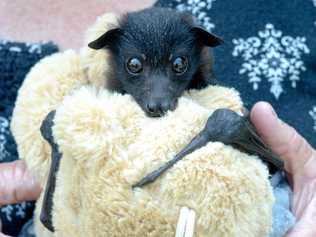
[40,111,56,145]
[40,209,55,232]
[205,108,284,170]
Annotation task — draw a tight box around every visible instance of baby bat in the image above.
[39,7,283,231]
[88,7,223,117]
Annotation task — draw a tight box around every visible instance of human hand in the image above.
[251,102,316,237]
[0,160,41,236]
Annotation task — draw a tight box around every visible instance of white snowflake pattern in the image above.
[28,44,42,54]
[16,202,28,218]
[0,42,44,55]
[1,205,14,221]
[313,0,316,26]
[1,202,32,222]
[0,116,10,161]
[309,106,316,132]
[9,46,22,53]
[173,0,216,31]
[232,24,310,99]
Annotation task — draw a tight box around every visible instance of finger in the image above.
[0,160,41,206]
[250,102,315,176]
[285,194,316,237]
[292,176,316,219]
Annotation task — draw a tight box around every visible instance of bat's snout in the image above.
[145,99,177,117]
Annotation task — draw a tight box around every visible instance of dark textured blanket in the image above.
[0,40,58,236]
[156,0,316,147]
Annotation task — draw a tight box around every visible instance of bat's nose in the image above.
[145,99,177,117]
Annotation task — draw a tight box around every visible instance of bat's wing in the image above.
[40,110,60,232]
[134,108,284,189]
[133,133,209,188]
[231,115,284,170]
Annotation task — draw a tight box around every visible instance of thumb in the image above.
[251,102,316,236]
[250,102,316,178]
[285,194,316,237]
[0,160,41,206]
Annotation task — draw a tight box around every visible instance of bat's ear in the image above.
[191,27,224,47]
[88,28,122,50]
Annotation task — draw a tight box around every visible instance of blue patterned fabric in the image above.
[0,40,58,236]
[156,0,316,147]
[155,0,316,236]
[270,172,295,237]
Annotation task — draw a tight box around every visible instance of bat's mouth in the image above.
[142,99,178,118]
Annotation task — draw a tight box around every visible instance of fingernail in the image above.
[269,104,278,118]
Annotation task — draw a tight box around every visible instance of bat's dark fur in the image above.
[89,7,223,117]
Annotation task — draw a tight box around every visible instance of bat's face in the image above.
[88,8,223,117]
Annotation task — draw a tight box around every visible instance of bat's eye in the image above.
[172,56,188,74]
[126,58,143,74]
